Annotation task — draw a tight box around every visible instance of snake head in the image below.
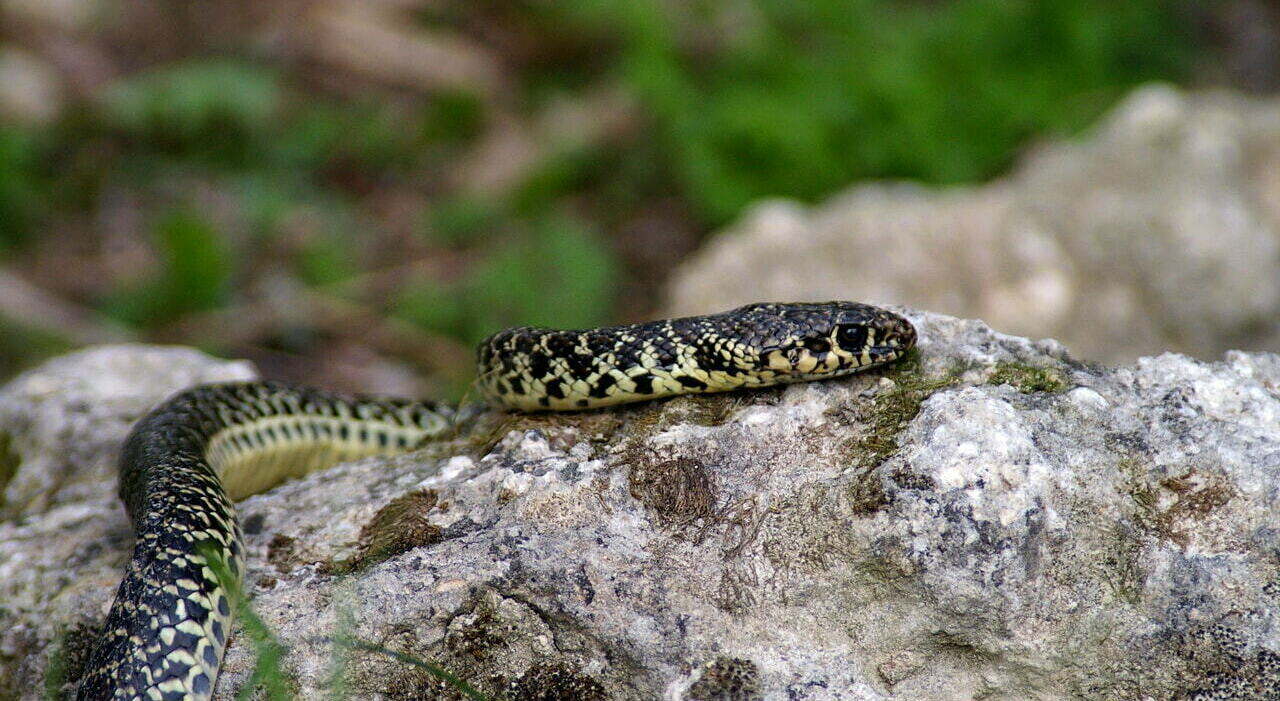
[750,301,916,379]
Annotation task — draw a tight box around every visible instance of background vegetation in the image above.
[0,0,1247,396]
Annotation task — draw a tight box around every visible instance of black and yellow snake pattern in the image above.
[77,302,916,700]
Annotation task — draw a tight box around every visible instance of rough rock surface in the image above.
[1,315,1279,700]
[0,345,256,520]
[666,84,1280,365]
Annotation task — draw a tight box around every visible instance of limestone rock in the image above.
[1,317,1278,700]
[0,345,256,698]
[0,345,256,519]
[666,84,1280,365]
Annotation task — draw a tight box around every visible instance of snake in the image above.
[75,301,916,700]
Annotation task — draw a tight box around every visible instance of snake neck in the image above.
[474,302,916,411]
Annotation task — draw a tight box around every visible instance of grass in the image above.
[202,544,294,701]
[101,208,232,326]
[396,209,618,348]
[330,638,492,701]
[201,542,493,700]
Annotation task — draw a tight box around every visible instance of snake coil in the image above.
[77,301,915,700]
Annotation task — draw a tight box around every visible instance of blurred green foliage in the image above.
[561,0,1195,224]
[399,210,617,345]
[427,195,503,247]
[0,0,1201,381]
[105,60,281,168]
[0,127,42,250]
[102,208,231,326]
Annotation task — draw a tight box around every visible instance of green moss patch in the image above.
[842,349,963,470]
[334,489,444,574]
[987,362,1068,394]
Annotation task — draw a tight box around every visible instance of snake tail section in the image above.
[77,382,454,700]
[477,301,917,411]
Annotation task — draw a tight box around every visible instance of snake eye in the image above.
[835,324,867,349]
[804,338,830,353]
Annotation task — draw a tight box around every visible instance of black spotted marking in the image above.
[538,396,550,407]
[585,332,617,357]
[652,336,679,368]
[160,659,192,682]
[588,373,616,399]
[216,595,230,617]
[545,333,575,356]
[694,343,739,374]
[171,629,201,652]
[528,352,551,380]
[184,599,210,621]
[677,375,707,390]
[193,673,212,695]
[576,399,589,408]
[632,375,655,395]
[566,350,595,378]
[161,690,185,701]
[509,376,524,395]
[545,379,566,400]
[513,332,536,355]
[212,620,225,645]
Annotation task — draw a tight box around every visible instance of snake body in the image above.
[77,301,915,700]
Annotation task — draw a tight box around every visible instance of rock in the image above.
[1,317,1278,700]
[0,345,256,519]
[0,345,256,698]
[665,84,1280,366]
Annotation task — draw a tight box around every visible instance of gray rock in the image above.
[0,345,256,519]
[0,345,256,698]
[666,84,1280,366]
[1,317,1278,700]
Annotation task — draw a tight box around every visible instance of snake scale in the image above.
[76,301,916,700]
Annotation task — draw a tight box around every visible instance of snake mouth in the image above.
[866,344,908,365]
